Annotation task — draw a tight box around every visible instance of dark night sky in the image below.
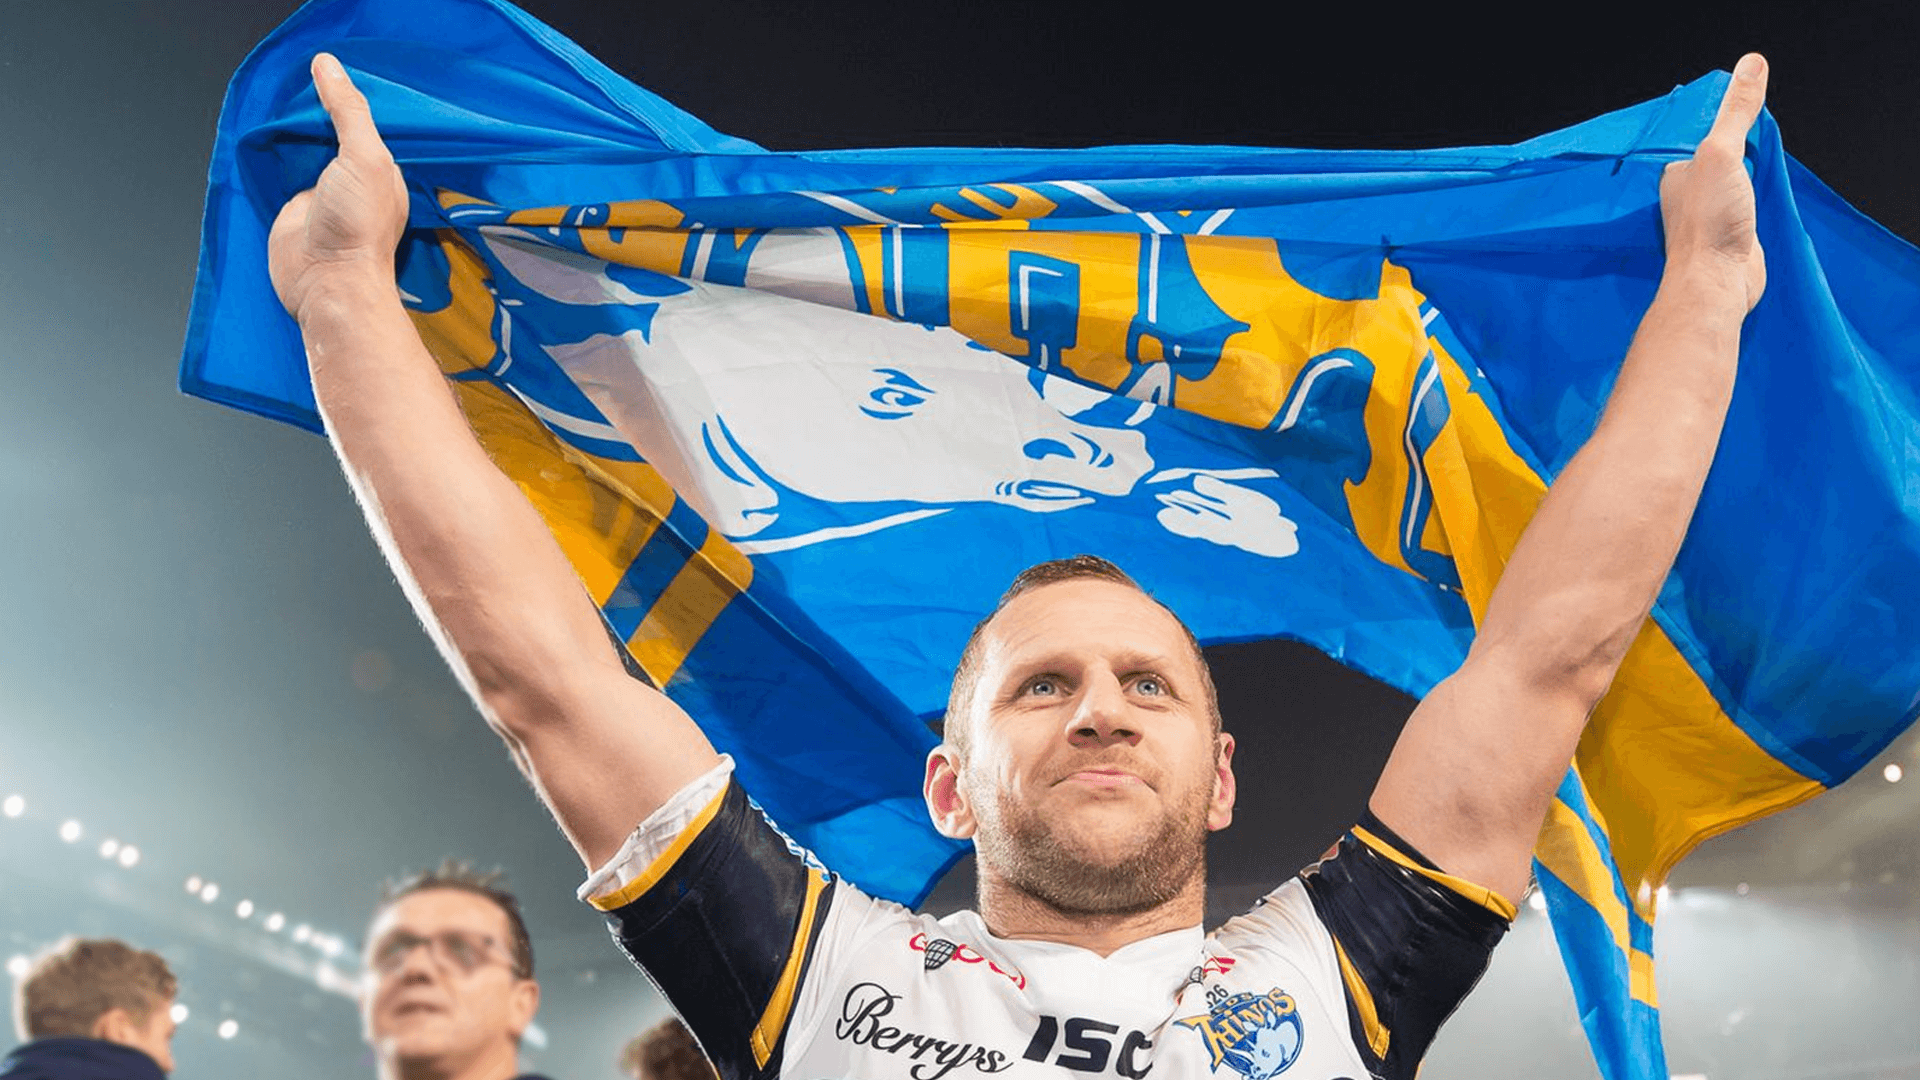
[1,3,1916,1078]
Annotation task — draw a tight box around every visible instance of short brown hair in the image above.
[943,555,1221,755]
[373,860,535,979]
[620,1017,717,1080]
[13,937,176,1041]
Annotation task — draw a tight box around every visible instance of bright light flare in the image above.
[292,924,311,944]
[1527,890,1548,913]
[199,883,220,903]
[5,956,27,979]
[217,1019,238,1040]
[235,899,254,920]
[169,1003,189,1024]
[117,846,139,868]
[2,795,22,818]
[1886,763,1904,783]
[264,912,285,932]
[58,820,81,843]
[185,875,203,894]
[98,839,120,859]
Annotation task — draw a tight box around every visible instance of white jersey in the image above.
[584,759,1512,1080]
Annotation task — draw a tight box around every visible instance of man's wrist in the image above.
[294,262,403,332]
[1651,258,1753,330]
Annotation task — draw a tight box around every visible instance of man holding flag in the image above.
[265,45,1768,1080]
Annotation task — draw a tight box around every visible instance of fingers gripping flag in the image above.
[182,2,1920,1076]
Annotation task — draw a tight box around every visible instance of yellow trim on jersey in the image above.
[1333,939,1391,1060]
[751,868,830,1068]
[1351,825,1519,922]
[588,784,730,913]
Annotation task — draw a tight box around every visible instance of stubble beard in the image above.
[972,775,1210,917]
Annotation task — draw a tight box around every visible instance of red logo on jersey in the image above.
[1177,954,1238,998]
[908,933,1027,989]
[1200,956,1237,977]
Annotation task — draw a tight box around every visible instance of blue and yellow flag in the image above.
[182,1,1920,1075]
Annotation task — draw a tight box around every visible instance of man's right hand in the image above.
[1656,53,1769,313]
[267,53,410,322]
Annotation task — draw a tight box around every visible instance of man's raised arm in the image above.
[1367,55,1771,903]
[267,54,720,870]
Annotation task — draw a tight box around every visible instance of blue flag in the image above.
[182,2,1920,1076]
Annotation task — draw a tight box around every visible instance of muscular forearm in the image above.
[1470,264,1749,699]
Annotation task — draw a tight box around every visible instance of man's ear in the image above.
[924,745,977,840]
[508,978,540,1037]
[1208,732,1237,832]
[91,1007,135,1045]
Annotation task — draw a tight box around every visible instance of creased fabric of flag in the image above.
[181,1,1920,1076]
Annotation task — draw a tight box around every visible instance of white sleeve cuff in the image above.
[577,754,736,905]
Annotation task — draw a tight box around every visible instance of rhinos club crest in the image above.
[1175,986,1304,1079]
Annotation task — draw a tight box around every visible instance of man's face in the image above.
[360,889,538,1074]
[929,579,1236,914]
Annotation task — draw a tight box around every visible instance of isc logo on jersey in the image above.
[1174,986,1304,1080]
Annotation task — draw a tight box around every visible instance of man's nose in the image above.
[1066,675,1138,747]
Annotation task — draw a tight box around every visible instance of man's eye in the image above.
[1133,675,1165,696]
[1026,678,1059,696]
[372,934,419,970]
[444,936,481,969]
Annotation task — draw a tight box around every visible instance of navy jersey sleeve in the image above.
[593,779,836,1080]
[1296,810,1514,1080]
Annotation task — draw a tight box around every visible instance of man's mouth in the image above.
[1059,768,1146,789]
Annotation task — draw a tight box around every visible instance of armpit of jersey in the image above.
[597,778,836,1080]
[1298,812,1513,1080]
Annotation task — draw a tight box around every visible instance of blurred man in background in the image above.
[360,861,555,1080]
[2,937,177,1079]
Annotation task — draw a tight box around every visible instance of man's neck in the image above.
[973,871,1206,957]
[379,1042,521,1080]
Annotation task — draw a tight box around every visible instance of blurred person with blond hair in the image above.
[2,938,177,1079]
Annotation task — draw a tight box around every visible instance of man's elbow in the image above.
[458,627,617,744]
[1468,612,1643,714]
